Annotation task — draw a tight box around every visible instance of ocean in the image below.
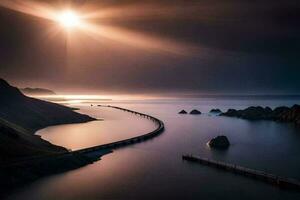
[7,97,300,200]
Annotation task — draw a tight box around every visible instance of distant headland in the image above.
[20,87,56,96]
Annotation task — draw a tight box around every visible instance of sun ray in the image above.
[0,0,198,55]
[78,22,194,55]
[56,10,81,28]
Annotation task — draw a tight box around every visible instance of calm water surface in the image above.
[8,98,300,200]
[36,106,156,150]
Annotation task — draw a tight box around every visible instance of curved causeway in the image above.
[2,106,164,167]
[74,105,165,154]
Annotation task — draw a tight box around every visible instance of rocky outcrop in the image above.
[221,105,300,125]
[179,110,187,114]
[190,109,201,115]
[208,135,230,149]
[279,105,300,125]
[221,106,272,120]
[209,108,222,113]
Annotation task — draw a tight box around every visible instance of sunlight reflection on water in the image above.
[37,106,156,150]
[9,97,300,200]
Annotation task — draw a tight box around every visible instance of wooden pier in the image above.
[182,155,300,190]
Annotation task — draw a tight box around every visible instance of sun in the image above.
[57,10,81,28]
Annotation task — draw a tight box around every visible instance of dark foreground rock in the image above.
[179,110,188,114]
[220,105,300,125]
[208,135,230,149]
[190,109,201,114]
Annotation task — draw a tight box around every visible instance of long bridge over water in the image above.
[75,105,164,154]
[1,105,164,167]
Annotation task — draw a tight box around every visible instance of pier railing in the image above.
[75,105,164,154]
[182,154,300,190]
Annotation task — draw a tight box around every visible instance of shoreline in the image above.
[1,106,164,198]
[75,105,164,155]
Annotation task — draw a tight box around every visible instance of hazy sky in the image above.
[0,0,299,95]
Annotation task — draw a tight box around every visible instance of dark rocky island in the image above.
[179,110,188,114]
[21,87,56,96]
[208,135,230,149]
[190,109,201,115]
[209,109,222,113]
[0,79,96,196]
[220,105,300,125]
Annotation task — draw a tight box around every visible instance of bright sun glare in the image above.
[57,10,81,28]
[0,1,189,54]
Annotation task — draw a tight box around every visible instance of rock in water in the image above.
[179,110,187,114]
[190,109,201,115]
[279,104,300,125]
[208,135,230,149]
[220,105,300,125]
[209,109,222,113]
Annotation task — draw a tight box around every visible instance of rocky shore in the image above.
[220,105,300,125]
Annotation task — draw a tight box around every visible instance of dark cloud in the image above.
[0,0,299,94]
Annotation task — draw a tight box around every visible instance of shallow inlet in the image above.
[36,106,156,150]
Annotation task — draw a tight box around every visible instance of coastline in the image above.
[5,99,300,200]
[1,106,164,198]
